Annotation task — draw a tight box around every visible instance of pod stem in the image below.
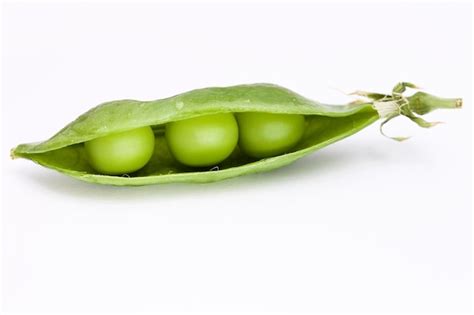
[358,82,462,141]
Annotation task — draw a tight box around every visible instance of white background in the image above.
[1,1,472,314]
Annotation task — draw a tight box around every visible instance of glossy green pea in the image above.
[85,126,155,175]
[165,113,238,167]
[236,112,305,158]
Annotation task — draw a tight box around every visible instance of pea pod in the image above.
[11,82,461,186]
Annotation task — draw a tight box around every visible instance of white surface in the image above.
[1,2,472,314]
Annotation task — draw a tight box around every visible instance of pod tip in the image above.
[10,148,18,160]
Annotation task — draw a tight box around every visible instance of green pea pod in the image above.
[11,83,461,186]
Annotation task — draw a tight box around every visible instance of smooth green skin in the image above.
[84,126,155,175]
[165,113,239,167]
[236,112,305,158]
[10,84,383,185]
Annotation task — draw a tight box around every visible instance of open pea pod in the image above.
[11,82,461,186]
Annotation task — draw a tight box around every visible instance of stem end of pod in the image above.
[373,83,462,141]
[408,92,463,115]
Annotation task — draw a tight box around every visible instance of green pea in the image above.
[236,112,305,158]
[85,126,155,175]
[165,113,238,167]
[13,82,459,186]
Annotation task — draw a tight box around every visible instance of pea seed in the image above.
[165,113,238,167]
[84,126,155,175]
[236,112,305,158]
